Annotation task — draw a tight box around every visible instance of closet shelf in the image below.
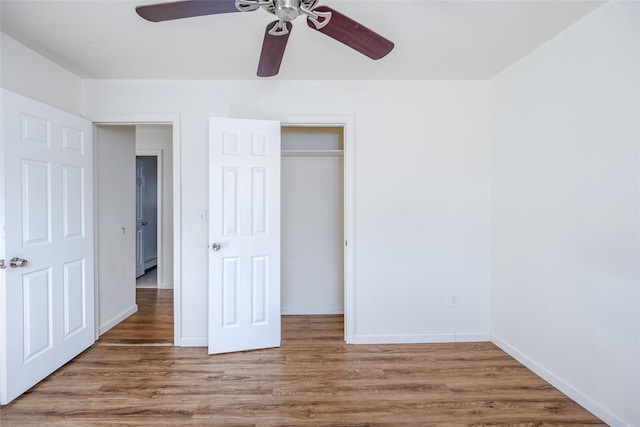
[281,149,344,157]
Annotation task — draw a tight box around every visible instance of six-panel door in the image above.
[208,117,281,354]
[0,89,95,404]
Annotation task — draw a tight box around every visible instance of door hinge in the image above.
[0,259,5,269]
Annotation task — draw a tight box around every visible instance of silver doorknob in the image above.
[211,243,221,251]
[10,257,28,268]
[142,221,148,226]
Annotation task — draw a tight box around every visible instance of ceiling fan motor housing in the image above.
[265,0,320,21]
[275,0,299,21]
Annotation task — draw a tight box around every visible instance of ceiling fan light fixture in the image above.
[274,0,300,21]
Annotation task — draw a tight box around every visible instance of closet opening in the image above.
[281,126,345,318]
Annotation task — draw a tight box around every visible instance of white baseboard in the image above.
[352,332,490,345]
[158,282,173,290]
[491,335,627,427]
[282,307,344,315]
[99,304,138,335]
[174,334,490,347]
[179,336,207,347]
[455,333,491,342]
[176,331,489,349]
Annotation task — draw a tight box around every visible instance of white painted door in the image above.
[208,118,281,354]
[0,89,95,404]
[135,159,145,278]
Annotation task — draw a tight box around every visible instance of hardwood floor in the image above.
[100,288,174,345]
[0,290,604,426]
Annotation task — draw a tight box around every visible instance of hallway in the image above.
[99,288,173,345]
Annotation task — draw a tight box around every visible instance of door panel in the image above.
[22,160,51,245]
[251,256,268,324]
[22,268,53,360]
[209,118,280,355]
[63,259,86,336]
[222,257,240,326]
[0,89,95,404]
[62,165,85,239]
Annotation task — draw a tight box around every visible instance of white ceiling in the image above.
[0,0,605,80]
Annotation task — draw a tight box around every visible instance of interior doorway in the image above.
[95,123,175,344]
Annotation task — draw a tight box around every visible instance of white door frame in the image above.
[136,149,163,287]
[89,114,182,345]
[277,115,355,343]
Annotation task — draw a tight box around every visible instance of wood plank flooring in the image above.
[0,290,604,426]
[100,288,174,345]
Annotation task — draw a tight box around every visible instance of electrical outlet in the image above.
[448,295,459,308]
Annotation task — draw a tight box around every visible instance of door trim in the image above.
[89,114,182,346]
[136,149,163,287]
[277,115,355,343]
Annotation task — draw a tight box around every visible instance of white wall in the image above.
[0,33,82,115]
[96,125,137,333]
[281,127,344,315]
[489,2,640,426]
[136,125,174,289]
[83,80,492,345]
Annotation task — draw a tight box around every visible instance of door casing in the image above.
[90,115,181,344]
[277,115,355,343]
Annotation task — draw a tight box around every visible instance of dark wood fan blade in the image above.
[257,21,293,77]
[307,6,394,60]
[136,0,241,22]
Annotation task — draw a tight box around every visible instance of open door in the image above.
[208,118,281,354]
[0,89,95,404]
[135,158,145,278]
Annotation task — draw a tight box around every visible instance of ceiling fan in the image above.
[135,0,394,77]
